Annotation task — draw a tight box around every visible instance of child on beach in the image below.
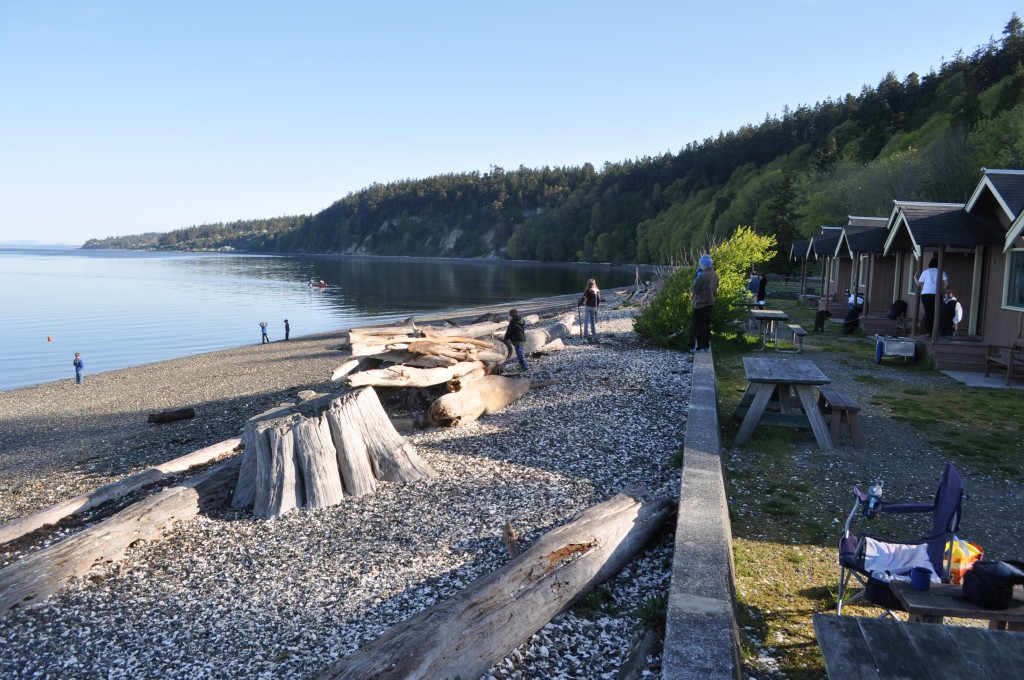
[73,352,84,384]
[260,321,269,344]
[503,309,528,372]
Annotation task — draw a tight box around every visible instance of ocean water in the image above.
[0,247,641,391]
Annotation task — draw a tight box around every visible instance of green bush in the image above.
[634,226,776,349]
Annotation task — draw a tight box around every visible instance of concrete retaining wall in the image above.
[662,349,741,679]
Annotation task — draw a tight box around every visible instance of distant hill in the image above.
[84,14,1024,269]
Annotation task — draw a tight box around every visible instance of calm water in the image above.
[0,247,641,391]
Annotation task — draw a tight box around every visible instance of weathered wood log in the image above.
[325,396,378,497]
[292,416,345,509]
[331,356,375,381]
[410,336,493,349]
[251,419,305,519]
[329,387,436,484]
[523,312,576,353]
[233,409,296,509]
[419,321,505,339]
[0,457,240,618]
[446,366,486,392]
[539,338,566,352]
[147,407,196,424]
[347,360,484,388]
[0,438,241,548]
[366,350,458,368]
[427,375,531,427]
[314,493,673,680]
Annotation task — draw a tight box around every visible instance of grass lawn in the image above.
[711,297,1024,678]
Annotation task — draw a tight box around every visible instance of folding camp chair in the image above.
[837,462,967,615]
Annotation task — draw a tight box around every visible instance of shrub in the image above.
[634,226,776,349]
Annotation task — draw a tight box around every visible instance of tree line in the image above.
[86,15,1024,270]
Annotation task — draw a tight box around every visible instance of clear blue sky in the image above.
[1,1,1020,244]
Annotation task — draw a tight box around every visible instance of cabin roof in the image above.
[840,226,888,254]
[790,239,809,260]
[883,201,1005,254]
[965,168,1024,221]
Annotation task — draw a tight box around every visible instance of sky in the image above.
[1,1,1021,245]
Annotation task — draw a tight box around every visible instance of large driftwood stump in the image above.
[314,492,674,680]
[0,458,240,618]
[427,375,531,427]
[523,312,576,353]
[232,388,435,518]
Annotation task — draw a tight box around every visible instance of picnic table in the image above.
[813,613,1024,679]
[889,580,1024,630]
[749,308,790,351]
[734,357,834,452]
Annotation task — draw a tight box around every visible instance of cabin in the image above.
[881,195,1005,371]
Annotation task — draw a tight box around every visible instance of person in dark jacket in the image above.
[578,278,601,341]
[690,255,719,352]
[756,272,768,306]
[284,319,290,340]
[503,308,528,372]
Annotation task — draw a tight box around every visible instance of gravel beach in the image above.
[0,302,689,679]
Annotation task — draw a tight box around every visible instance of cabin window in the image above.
[858,255,869,288]
[1006,249,1024,310]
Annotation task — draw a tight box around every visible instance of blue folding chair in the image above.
[837,462,967,615]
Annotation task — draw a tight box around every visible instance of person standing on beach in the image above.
[260,321,269,344]
[578,278,601,342]
[503,309,528,372]
[284,319,290,341]
[690,255,719,352]
[73,352,84,384]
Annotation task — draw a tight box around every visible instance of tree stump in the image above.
[233,388,435,518]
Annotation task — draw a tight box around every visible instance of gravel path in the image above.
[0,303,688,679]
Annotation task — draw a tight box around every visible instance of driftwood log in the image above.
[314,492,674,680]
[523,312,576,353]
[347,360,484,389]
[427,375,531,427]
[232,387,436,519]
[0,457,240,618]
[147,407,197,424]
[0,438,241,547]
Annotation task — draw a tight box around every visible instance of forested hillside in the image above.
[86,15,1024,269]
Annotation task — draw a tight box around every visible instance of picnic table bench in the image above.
[889,580,1024,630]
[734,357,834,452]
[813,613,1024,679]
[817,385,864,448]
[984,338,1024,386]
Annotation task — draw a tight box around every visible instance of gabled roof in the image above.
[790,239,809,261]
[965,168,1024,223]
[883,201,1005,255]
[838,226,888,254]
[1006,209,1024,252]
[847,215,888,229]
[808,232,842,259]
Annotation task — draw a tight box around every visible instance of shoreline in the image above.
[0,304,687,678]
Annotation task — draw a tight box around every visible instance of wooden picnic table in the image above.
[890,580,1024,630]
[734,357,834,452]
[813,613,1024,679]
[749,308,790,351]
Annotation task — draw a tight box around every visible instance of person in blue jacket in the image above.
[260,321,270,344]
[73,352,84,384]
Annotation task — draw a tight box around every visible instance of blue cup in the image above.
[910,566,931,591]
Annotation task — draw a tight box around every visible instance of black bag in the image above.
[886,299,908,319]
[962,560,1024,609]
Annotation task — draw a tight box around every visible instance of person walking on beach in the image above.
[73,352,84,384]
[578,278,601,342]
[690,254,719,352]
[284,319,290,341]
[503,308,528,372]
[260,321,269,344]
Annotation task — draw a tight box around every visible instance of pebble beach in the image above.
[0,302,689,679]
